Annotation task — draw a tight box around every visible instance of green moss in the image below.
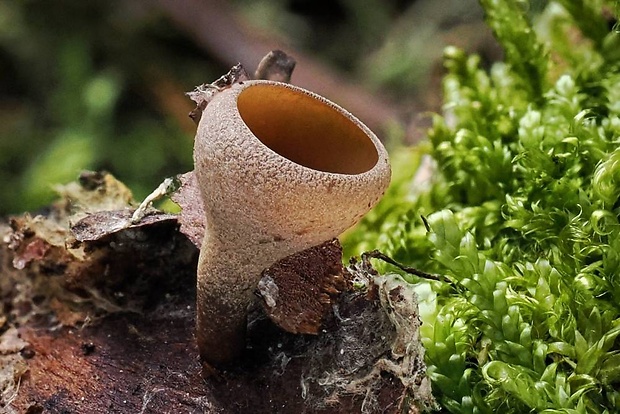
[345,1,620,412]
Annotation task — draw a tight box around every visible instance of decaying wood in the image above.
[0,172,435,413]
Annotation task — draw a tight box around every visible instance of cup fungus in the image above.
[193,80,391,367]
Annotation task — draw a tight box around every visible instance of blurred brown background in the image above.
[0,0,500,215]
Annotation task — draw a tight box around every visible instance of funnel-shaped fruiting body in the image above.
[193,80,391,367]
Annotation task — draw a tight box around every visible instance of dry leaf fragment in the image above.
[187,63,250,124]
[257,239,347,334]
[169,172,205,248]
[70,209,177,243]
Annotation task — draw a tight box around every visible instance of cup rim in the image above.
[234,80,386,177]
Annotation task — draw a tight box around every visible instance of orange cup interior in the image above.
[237,84,379,175]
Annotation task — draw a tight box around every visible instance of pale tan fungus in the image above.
[193,80,391,367]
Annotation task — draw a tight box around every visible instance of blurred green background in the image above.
[0,0,497,215]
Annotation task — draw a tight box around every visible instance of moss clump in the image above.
[345,1,620,412]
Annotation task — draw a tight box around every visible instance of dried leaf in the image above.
[70,209,177,243]
[257,239,347,334]
[169,171,205,248]
[187,63,250,124]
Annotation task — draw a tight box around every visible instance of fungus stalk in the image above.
[192,80,390,367]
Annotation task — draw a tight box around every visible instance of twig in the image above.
[131,177,180,224]
[361,250,447,283]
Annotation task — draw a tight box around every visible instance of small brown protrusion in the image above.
[189,100,208,125]
[257,239,348,334]
[254,50,297,83]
